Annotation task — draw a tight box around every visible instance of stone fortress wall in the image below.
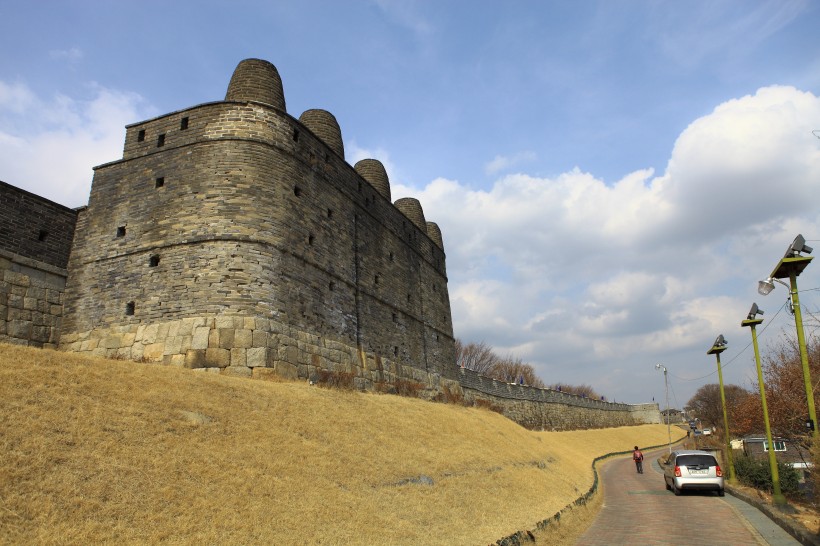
[59,58,456,392]
[0,58,660,430]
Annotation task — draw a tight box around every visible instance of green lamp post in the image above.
[707,334,737,484]
[758,234,816,438]
[742,303,787,506]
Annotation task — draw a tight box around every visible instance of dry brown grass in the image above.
[0,343,673,545]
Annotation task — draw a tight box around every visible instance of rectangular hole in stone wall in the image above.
[116,226,126,237]
[294,186,302,197]
[155,177,165,188]
[393,346,399,357]
[180,117,189,130]
[293,129,299,142]
[125,301,135,316]
[149,255,160,267]
[327,208,333,218]
[137,129,145,142]
[38,230,48,242]
[392,313,398,323]
[308,234,315,246]
[157,133,165,147]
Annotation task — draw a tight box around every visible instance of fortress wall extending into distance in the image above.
[457,367,660,430]
[0,58,661,428]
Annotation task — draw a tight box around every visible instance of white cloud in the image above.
[0,81,154,207]
[49,47,83,63]
[484,151,537,175]
[402,85,820,400]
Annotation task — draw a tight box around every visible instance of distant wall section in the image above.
[457,368,661,430]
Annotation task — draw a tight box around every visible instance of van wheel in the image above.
[665,479,671,491]
[673,483,681,496]
[718,489,725,497]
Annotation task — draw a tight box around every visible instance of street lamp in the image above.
[758,234,816,438]
[656,363,671,454]
[707,335,737,484]
[742,303,787,506]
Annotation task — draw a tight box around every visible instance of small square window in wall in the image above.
[292,129,300,142]
[38,230,49,242]
[137,129,145,142]
[180,117,189,130]
[157,133,166,147]
[116,226,126,237]
[327,208,333,218]
[149,255,160,267]
[125,301,135,316]
[308,234,315,246]
[155,177,165,188]
[294,186,303,197]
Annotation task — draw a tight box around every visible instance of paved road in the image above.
[576,447,800,545]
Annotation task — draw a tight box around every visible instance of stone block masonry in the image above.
[0,181,78,348]
[59,58,457,392]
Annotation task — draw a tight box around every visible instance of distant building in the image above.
[741,435,811,470]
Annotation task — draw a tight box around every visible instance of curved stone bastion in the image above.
[56,58,456,393]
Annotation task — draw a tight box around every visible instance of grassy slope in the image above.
[0,344,677,545]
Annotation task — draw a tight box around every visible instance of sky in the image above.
[1,0,819,406]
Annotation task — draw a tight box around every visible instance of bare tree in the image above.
[454,339,498,374]
[549,383,602,400]
[686,383,751,434]
[488,355,545,388]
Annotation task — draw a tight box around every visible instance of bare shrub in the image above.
[316,369,355,390]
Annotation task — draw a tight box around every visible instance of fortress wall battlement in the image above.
[60,58,456,384]
[457,368,659,430]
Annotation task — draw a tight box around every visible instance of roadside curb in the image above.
[494,437,685,546]
[724,485,820,546]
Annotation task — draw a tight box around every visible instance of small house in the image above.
[741,435,810,470]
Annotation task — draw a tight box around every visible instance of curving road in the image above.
[576,447,800,545]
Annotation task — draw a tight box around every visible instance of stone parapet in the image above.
[457,367,660,430]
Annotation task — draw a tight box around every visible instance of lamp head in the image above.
[714,334,727,347]
[758,278,775,296]
[747,302,763,320]
[785,234,813,258]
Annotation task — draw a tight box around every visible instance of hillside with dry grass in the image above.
[0,344,675,545]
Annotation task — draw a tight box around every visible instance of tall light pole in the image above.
[707,335,737,484]
[656,363,671,453]
[758,234,816,438]
[742,303,787,506]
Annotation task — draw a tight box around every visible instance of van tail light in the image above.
[674,466,682,477]
[716,465,723,477]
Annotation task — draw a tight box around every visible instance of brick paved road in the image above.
[576,447,798,545]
